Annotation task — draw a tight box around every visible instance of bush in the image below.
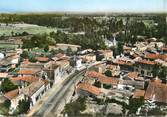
[104,70,112,77]
[64,97,86,115]
[1,78,18,93]
[3,100,11,109]
[17,99,30,114]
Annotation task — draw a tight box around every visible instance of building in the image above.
[82,54,96,63]
[77,83,103,97]
[55,43,81,52]
[145,80,167,103]
[134,59,156,78]
[98,50,113,60]
[23,80,46,107]
[4,89,25,111]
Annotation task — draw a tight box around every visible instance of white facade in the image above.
[10,93,25,111]
[54,66,62,84]
[30,84,45,106]
[0,53,4,60]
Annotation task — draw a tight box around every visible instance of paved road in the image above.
[34,69,86,117]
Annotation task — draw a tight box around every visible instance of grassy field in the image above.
[0,25,56,36]
[0,44,18,49]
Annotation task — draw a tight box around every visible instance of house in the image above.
[55,43,81,52]
[107,64,120,76]
[85,71,119,89]
[113,58,134,71]
[118,79,144,90]
[36,57,49,63]
[125,72,144,81]
[0,55,19,72]
[81,54,96,63]
[98,50,113,60]
[77,83,103,97]
[23,80,46,107]
[0,53,5,60]
[78,49,93,55]
[4,89,25,111]
[134,59,156,78]
[94,63,106,73]
[11,76,39,87]
[132,89,145,99]
[17,69,39,77]
[53,64,62,84]
[0,73,8,84]
[145,80,167,104]
[145,53,167,61]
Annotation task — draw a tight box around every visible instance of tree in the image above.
[44,45,49,52]
[20,51,29,59]
[64,97,86,115]
[152,64,161,78]
[158,66,167,83]
[1,78,18,93]
[29,56,37,63]
[17,99,30,114]
[3,99,11,109]
[117,42,123,55]
[66,47,73,56]
[105,70,112,77]
[128,96,144,114]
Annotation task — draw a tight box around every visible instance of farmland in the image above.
[0,23,56,36]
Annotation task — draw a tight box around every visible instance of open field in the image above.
[0,23,56,36]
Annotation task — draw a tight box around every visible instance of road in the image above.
[34,69,86,117]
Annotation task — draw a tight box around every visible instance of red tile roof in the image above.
[127,72,143,81]
[85,71,119,85]
[77,83,102,96]
[0,73,8,78]
[133,89,145,98]
[146,54,167,61]
[18,69,38,75]
[4,89,19,100]
[145,81,167,103]
[36,57,49,62]
[11,76,39,83]
[137,59,156,65]
[115,60,133,66]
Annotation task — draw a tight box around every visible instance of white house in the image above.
[0,53,4,60]
[23,80,46,107]
[4,89,25,112]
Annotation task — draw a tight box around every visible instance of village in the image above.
[0,33,167,116]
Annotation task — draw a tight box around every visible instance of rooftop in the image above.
[85,71,119,85]
[77,83,102,96]
[23,80,45,96]
[11,76,39,83]
[132,89,145,98]
[145,81,167,103]
[4,89,19,100]
[18,69,39,75]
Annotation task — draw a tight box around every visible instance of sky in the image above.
[0,0,166,13]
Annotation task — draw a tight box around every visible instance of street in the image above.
[33,69,86,117]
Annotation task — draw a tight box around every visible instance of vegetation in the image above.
[128,96,144,114]
[0,78,18,93]
[103,84,112,89]
[64,97,86,116]
[20,51,29,59]
[104,70,112,77]
[152,64,167,83]
[16,99,30,114]
[94,81,101,88]
[3,100,11,110]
